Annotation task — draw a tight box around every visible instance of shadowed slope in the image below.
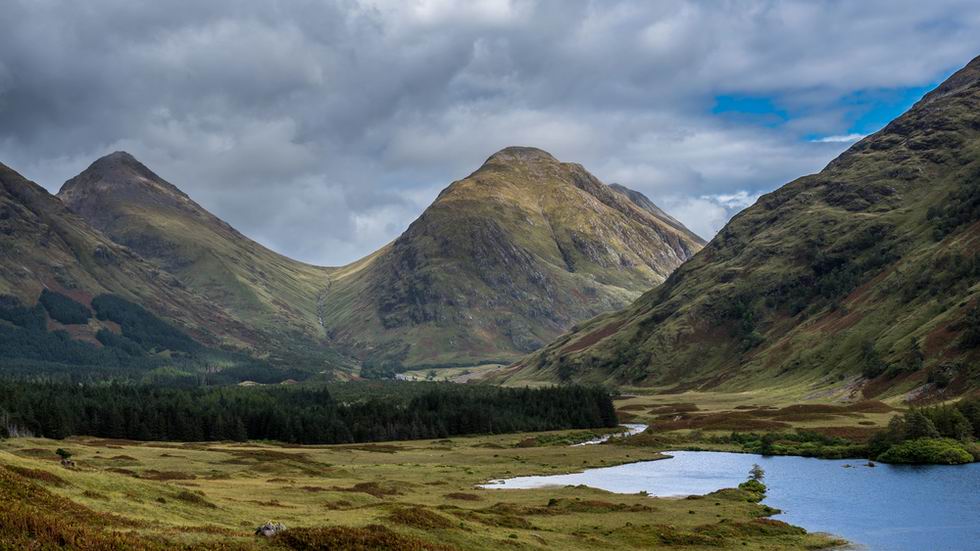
[506,56,980,398]
[0,162,257,349]
[58,152,342,366]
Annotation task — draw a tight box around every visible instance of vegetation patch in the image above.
[0,466,163,550]
[332,481,402,498]
[869,398,979,464]
[139,469,197,481]
[444,492,482,501]
[274,524,457,551]
[388,506,455,529]
[174,489,217,508]
[2,464,68,486]
[877,438,974,464]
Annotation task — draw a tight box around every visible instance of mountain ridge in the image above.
[53,145,702,371]
[500,55,980,398]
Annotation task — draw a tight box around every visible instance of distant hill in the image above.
[0,161,301,382]
[0,160,249,348]
[503,56,980,399]
[58,152,345,369]
[48,146,700,373]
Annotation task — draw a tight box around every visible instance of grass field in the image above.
[0,409,845,550]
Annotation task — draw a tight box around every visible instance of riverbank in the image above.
[481,449,980,551]
[610,388,980,465]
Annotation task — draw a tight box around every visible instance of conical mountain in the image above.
[320,146,704,370]
[505,56,980,398]
[0,161,254,350]
[58,152,338,364]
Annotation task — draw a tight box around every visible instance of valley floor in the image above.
[0,401,846,550]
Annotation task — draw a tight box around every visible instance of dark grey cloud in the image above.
[2,0,979,263]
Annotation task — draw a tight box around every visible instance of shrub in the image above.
[876,438,973,464]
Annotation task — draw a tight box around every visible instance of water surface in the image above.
[482,450,980,551]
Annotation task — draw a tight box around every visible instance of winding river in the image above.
[482,449,980,551]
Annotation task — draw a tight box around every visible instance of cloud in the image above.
[1,0,978,264]
[810,133,865,143]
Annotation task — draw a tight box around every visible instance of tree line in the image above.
[0,383,618,444]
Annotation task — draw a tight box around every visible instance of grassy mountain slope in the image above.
[505,57,980,398]
[0,161,263,352]
[57,152,344,367]
[320,147,704,369]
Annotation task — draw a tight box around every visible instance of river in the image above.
[481,449,980,551]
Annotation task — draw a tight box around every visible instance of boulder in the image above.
[255,521,286,537]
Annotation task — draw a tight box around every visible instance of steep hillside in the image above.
[0,161,262,355]
[320,147,704,370]
[58,152,341,366]
[506,57,980,398]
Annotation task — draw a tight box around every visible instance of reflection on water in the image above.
[482,450,980,551]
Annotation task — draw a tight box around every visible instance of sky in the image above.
[2,1,980,266]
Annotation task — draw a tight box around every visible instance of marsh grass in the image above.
[0,414,843,550]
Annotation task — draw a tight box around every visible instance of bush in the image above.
[38,289,91,325]
[877,438,973,465]
[737,479,767,502]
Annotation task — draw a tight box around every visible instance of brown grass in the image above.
[807,426,880,442]
[332,481,401,498]
[3,465,69,487]
[174,489,217,508]
[0,466,169,551]
[444,492,482,501]
[388,506,454,529]
[275,524,457,551]
[139,469,197,481]
[563,319,626,353]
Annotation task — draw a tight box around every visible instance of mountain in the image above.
[503,57,980,398]
[319,147,705,370]
[58,152,342,367]
[0,161,258,353]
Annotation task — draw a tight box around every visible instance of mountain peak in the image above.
[58,151,189,205]
[919,54,980,105]
[484,146,558,165]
